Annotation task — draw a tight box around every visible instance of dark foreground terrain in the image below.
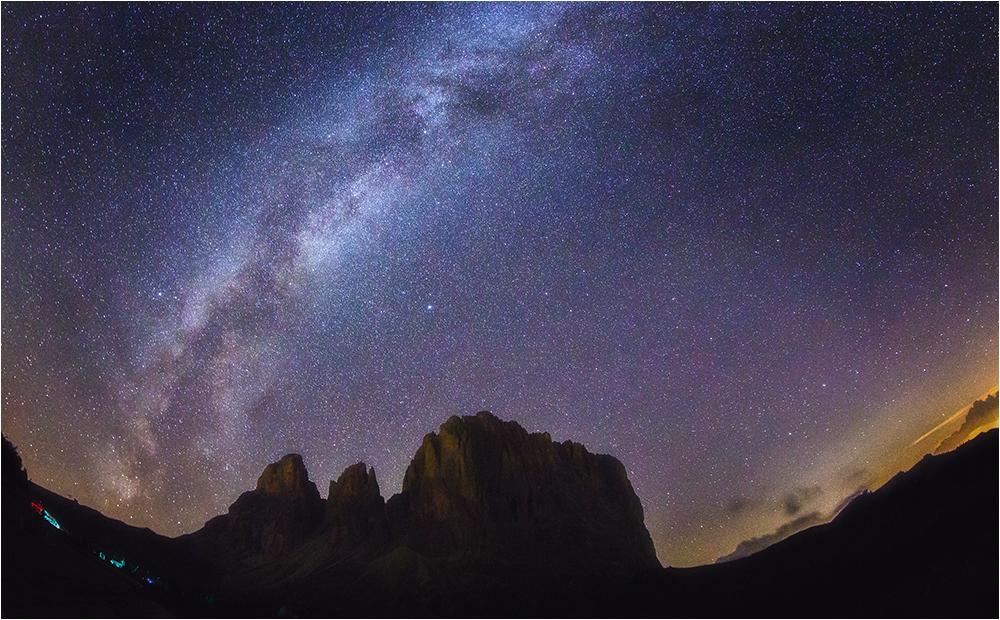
[4,413,997,617]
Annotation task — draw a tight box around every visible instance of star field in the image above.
[2,3,997,566]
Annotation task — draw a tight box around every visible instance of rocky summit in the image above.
[255,453,320,496]
[396,411,659,570]
[325,462,388,553]
[185,411,658,577]
[193,453,325,560]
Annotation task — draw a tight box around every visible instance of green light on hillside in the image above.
[42,512,61,529]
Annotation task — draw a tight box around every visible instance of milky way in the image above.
[3,3,997,566]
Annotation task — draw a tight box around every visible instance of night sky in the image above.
[3,3,997,567]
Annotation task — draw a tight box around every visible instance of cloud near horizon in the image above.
[934,393,999,455]
[718,485,866,564]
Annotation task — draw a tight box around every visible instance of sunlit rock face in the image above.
[201,454,325,559]
[255,454,319,496]
[396,411,659,570]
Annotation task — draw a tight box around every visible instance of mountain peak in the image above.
[256,454,315,495]
[399,411,658,569]
[184,412,658,574]
[192,454,324,559]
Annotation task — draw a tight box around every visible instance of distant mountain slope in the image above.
[717,391,1000,566]
[636,428,999,617]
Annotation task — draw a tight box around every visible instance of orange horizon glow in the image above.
[909,384,999,449]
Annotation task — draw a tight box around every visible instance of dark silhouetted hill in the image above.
[2,435,204,617]
[627,428,999,617]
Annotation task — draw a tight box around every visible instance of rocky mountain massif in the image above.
[4,413,997,617]
[174,412,658,614]
[186,412,655,571]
